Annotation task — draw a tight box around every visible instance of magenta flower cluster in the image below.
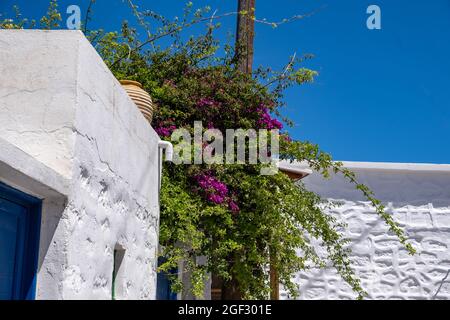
[194,173,240,213]
[228,200,240,214]
[155,118,177,137]
[197,97,221,109]
[256,105,283,130]
[195,174,228,204]
[155,126,176,137]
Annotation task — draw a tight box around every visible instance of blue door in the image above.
[156,257,177,300]
[0,182,41,300]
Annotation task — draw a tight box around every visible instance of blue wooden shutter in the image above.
[0,182,41,300]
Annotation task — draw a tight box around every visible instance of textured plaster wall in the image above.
[0,31,78,179]
[0,30,160,299]
[282,164,450,300]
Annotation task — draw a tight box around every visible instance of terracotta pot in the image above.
[119,80,155,123]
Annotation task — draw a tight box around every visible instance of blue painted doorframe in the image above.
[0,181,42,300]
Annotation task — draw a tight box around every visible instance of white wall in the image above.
[0,30,161,299]
[282,162,450,300]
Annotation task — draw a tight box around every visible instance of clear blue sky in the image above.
[2,0,450,163]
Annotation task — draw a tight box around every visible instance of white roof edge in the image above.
[279,160,450,173]
[278,161,312,174]
[340,161,450,172]
[278,160,309,169]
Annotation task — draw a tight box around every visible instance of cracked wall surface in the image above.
[282,165,450,300]
[0,30,79,179]
[0,30,160,299]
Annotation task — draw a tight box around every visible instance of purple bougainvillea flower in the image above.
[193,173,241,213]
[256,105,283,130]
[155,127,170,137]
[194,173,231,205]
[155,125,177,137]
[195,174,228,195]
[197,97,222,111]
[197,98,215,107]
[270,118,283,130]
[207,194,225,204]
[154,118,177,137]
[228,200,240,214]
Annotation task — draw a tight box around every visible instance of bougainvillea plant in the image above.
[1,0,415,299]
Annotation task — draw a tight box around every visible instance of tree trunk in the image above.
[269,247,279,300]
[221,252,243,300]
[236,0,255,74]
[221,277,243,300]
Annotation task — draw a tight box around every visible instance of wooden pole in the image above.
[269,247,279,300]
[236,0,255,74]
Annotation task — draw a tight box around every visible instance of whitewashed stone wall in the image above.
[0,30,161,299]
[282,162,450,300]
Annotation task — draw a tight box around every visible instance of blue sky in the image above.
[2,0,450,163]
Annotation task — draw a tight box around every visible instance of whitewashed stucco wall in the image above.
[282,162,450,300]
[0,30,161,299]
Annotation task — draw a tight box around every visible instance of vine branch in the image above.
[110,6,322,68]
[83,0,95,34]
